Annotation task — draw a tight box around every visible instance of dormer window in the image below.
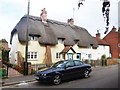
[74,39,79,44]
[58,38,65,44]
[29,35,40,41]
[89,44,93,49]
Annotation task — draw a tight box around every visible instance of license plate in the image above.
[35,76,39,80]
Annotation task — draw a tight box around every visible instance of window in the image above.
[88,54,92,59]
[27,52,38,60]
[74,60,83,66]
[67,53,73,60]
[56,52,60,59]
[76,53,81,60]
[29,35,39,41]
[74,40,79,44]
[31,52,34,59]
[58,38,65,44]
[28,52,30,59]
[34,52,37,58]
[65,61,74,68]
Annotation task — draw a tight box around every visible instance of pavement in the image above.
[1,75,36,86]
[0,64,118,87]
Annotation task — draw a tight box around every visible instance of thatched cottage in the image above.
[9,8,98,66]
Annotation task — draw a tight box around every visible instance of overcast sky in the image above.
[0,0,119,46]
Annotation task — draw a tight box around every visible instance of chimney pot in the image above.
[96,30,101,38]
[67,18,74,26]
[40,8,47,23]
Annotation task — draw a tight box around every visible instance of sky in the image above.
[0,0,119,46]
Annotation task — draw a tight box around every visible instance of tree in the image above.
[0,39,9,63]
[78,0,110,34]
[101,54,107,66]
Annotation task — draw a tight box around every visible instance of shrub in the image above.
[14,65,24,74]
[101,54,107,66]
[0,68,7,78]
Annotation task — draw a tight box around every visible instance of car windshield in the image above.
[52,61,65,68]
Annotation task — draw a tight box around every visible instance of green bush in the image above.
[0,68,7,78]
[84,59,89,64]
[31,69,36,74]
[101,55,107,66]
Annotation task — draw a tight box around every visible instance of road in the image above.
[3,65,119,88]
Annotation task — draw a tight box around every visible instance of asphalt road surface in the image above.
[4,65,119,88]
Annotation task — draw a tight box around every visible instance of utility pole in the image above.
[24,0,30,75]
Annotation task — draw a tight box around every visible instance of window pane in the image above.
[56,53,60,59]
[31,52,33,59]
[76,53,81,60]
[56,53,58,58]
[66,61,74,67]
[74,60,83,66]
[34,52,37,59]
[28,52,30,59]
[68,53,73,60]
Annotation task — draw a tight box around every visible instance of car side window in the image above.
[74,60,83,66]
[65,61,74,68]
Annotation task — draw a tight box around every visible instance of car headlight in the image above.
[41,74,47,77]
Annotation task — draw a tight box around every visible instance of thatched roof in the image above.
[10,15,98,48]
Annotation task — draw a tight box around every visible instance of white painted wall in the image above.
[92,45,110,60]
[10,33,110,65]
[73,44,110,61]
[9,32,18,64]
[27,41,46,64]
[51,40,64,63]
[73,44,92,60]
[9,33,46,65]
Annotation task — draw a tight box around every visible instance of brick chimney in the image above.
[67,18,74,26]
[40,8,47,23]
[96,30,101,38]
[111,26,116,32]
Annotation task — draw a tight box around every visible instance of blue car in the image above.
[35,60,92,85]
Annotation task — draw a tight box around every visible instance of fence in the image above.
[31,59,119,71]
[84,60,102,66]
[106,59,119,65]
[31,64,47,71]
[84,59,119,67]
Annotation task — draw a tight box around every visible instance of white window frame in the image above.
[56,52,60,59]
[29,36,38,41]
[58,38,64,44]
[76,53,81,60]
[28,51,38,60]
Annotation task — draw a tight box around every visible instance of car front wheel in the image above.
[53,75,61,85]
[84,70,89,78]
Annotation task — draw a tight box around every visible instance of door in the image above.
[61,61,76,80]
[67,53,73,60]
[73,60,84,77]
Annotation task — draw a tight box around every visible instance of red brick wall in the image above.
[103,28,119,58]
